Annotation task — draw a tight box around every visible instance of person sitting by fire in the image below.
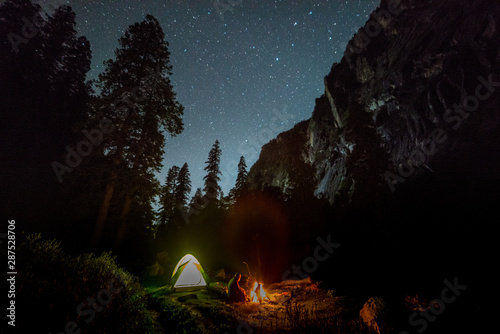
[228,273,247,302]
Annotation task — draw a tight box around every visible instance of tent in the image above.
[171,254,210,291]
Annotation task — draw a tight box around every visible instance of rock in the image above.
[359,297,387,334]
[245,120,315,194]
[245,0,500,204]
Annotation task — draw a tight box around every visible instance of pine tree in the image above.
[91,14,184,247]
[159,166,179,226]
[228,156,248,203]
[203,140,222,200]
[1,1,91,165]
[189,187,205,214]
[1,1,92,243]
[175,163,191,210]
[235,156,248,196]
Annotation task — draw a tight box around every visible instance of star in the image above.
[69,0,380,196]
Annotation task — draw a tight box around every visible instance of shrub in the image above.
[153,297,202,334]
[14,234,154,333]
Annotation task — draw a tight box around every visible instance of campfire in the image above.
[243,262,269,303]
[250,281,267,303]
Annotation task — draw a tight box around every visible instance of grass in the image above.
[269,300,377,334]
[12,234,392,334]
[149,295,203,334]
[146,281,242,334]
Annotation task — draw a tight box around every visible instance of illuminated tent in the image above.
[171,254,209,290]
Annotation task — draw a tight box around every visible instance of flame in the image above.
[250,282,267,303]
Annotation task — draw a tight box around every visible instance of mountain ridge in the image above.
[248,0,500,205]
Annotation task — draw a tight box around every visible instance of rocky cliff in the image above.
[248,0,500,204]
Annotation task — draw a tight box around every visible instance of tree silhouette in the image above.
[175,163,192,211]
[159,165,179,227]
[0,0,91,242]
[188,187,205,214]
[158,163,191,234]
[90,14,183,247]
[203,140,222,201]
[230,156,248,201]
[1,1,91,166]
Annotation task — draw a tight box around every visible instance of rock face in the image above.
[247,120,316,197]
[248,0,500,204]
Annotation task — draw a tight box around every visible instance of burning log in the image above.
[250,281,268,303]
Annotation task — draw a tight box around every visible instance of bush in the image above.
[152,297,202,334]
[14,234,154,333]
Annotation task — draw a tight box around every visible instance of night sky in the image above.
[64,0,379,196]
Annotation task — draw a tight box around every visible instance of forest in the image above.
[1,0,492,333]
[1,2,337,333]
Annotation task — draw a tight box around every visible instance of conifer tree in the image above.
[203,140,222,200]
[175,162,191,210]
[1,1,91,166]
[159,166,179,226]
[91,14,183,247]
[228,156,248,202]
[235,156,248,196]
[189,187,205,214]
[1,1,92,242]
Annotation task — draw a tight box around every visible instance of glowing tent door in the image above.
[171,254,208,289]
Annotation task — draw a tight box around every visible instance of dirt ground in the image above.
[150,278,370,334]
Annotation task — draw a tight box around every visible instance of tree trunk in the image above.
[114,191,133,248]
[91,169,117,247]
[114,115,151,248]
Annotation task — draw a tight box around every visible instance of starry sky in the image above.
[62,0,379,197]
